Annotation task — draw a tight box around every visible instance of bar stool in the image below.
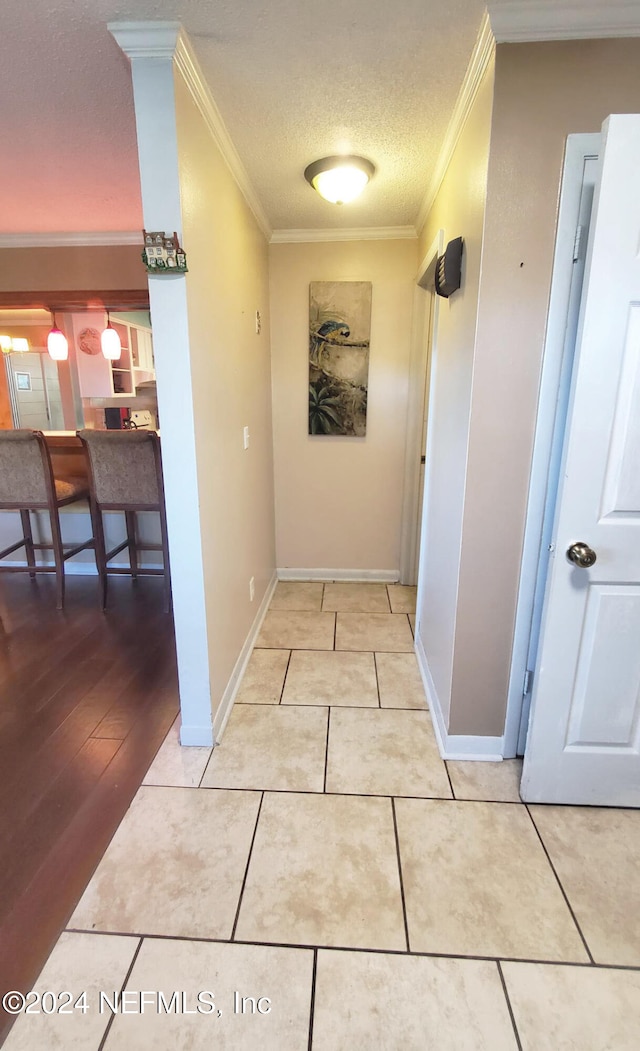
[77,430,171,612]
[0,429,92,610]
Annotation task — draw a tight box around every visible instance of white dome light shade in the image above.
[47,327,68,361]
[304,156,375,205]
[101,321,121,361]
[314,165,369,204]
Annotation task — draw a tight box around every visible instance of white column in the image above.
[110,21,212,745]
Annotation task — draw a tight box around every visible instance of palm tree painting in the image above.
[309,281,372,436]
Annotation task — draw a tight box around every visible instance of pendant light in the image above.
[304,155,375,205]
[47,311,69,361]
[101,312,121,361]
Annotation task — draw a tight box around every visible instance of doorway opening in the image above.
[504,134,600,759]
[400,230,444,587]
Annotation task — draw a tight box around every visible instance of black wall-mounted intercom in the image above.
[435,236,463,299]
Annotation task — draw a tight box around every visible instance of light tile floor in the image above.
[7,580,640,1050]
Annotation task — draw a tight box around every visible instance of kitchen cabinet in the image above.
[67,312,155,399]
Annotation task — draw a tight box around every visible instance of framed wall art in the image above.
[309,280,372,437]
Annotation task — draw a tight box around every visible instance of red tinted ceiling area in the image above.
[0,12,142,233]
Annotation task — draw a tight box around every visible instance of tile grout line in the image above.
[385,584,392,613]
[197,738,216,789]
[496,960,523,1051]
[97,936,144,1050]
[332,612,337,650]
[323,709,331,793]
[524,803,595,964]
[149,782,526,806]
[230,792,264,942]
[232,702,429,712]
[307,948,318,1051]
[254,639,336,647]
[196,786,491,802]
[373,651,382,708]
[390,797,411,953]
[278,649,293,705]
[63,927,640,972]
[443,760,456,799]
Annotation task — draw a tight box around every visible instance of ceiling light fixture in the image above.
[101,312,122,361]
[0,335,13,355]
[47,311,69,361]
[304,155,375,205]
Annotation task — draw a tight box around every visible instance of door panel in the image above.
[522,115,640,805]
[601,305,640,515]
[565,586,640,749]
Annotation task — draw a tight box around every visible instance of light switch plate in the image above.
[243,426,250,449]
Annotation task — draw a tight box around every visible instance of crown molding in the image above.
[415,12,495,235]
[488,1,640,43]
[0,232,142,248]
[109,22,272,241]
[270,225,417,244]
[415,1,640,233]
[108,21,182,59]
[173,33,272,240]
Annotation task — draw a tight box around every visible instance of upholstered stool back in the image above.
[0,429,92,609]
[77,430,161,508]
[77,428,170,611]
[0,430,49,506]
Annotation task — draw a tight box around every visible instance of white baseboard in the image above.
[210,570,278,744]
[277,567,399,582]
[415,632,504,761]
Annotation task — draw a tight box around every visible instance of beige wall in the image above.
[0,245,146,292]
[448,39,640,736]
[269,238,417,573]
[416,57,495,728]
[174,73,276,716]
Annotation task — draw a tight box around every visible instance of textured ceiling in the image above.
[0,0,491,234]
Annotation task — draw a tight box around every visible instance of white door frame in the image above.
[503,133,601,758]
[399,230,444,585]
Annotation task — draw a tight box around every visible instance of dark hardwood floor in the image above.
[0,573,179,1043]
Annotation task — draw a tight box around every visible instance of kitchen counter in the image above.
[43,432,88,485]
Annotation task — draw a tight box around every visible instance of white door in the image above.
[521,114,640,806]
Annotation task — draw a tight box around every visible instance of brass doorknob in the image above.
[566,542,597,568]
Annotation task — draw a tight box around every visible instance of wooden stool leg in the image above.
[20,509,36,581]
[159,505,172,614]
[49,508,65,611]
[125,510,138,580]
[90,501,108,611]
